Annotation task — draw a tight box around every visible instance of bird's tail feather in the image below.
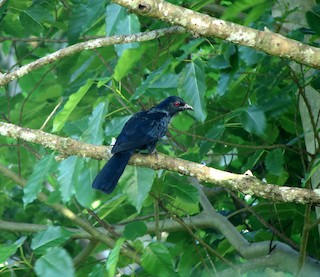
[92,151,132,193]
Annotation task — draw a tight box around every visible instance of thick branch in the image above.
[113,0,320,69]
[1,214,320,275]
[1,122,320,205]
[0,26,185,86]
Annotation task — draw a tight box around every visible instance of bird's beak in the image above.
[183,104,194,111]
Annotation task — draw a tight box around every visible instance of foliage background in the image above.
[0,0,320,276]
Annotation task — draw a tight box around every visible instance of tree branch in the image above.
[0,26,185,86]
[1,122,320,205]
[0,162,140,264]
[113,0,320,69]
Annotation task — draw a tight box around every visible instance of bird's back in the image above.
[112,109,170,154]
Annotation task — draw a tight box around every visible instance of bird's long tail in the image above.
[92,151,132,193]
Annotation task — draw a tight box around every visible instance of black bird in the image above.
[92,96,193,193]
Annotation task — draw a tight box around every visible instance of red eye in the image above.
[174,101,181,107]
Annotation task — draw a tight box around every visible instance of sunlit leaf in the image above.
[23,153,58,206]
[106,238,125,276]
[53,80,94,132]
[35,247,74,277]
[0,237,26,264]
[31,226,73,254]
[141,242,176,277]
[58,156,84,202]
[81,102,108,145]
[122,166,155,213]
[179,58,207,122]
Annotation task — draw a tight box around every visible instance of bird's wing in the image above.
[112,111,169,153]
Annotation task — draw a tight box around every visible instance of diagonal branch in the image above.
[1,121,320,205]
[0,26,185,87]
[113,0,320,69]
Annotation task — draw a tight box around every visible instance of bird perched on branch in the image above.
[92,96,193,193]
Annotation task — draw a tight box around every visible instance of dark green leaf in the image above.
[208,55,231,69]
[240,106,266,136]
[306,4,320,35]
[132,62,176,100]
[242,149,265,171]
[68,0,106,43]
[265,149,284,176]
[260,95,292,118]
[123,221,147,240]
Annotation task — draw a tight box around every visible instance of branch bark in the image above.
[1,121,320,205]
[0,26,185,87]
[113,0,320,69]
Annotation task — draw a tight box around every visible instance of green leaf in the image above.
[141,242,176,277]
[123,221,147,240]
[81,102,108,144]
[20,6,49,35]
[240,106,266,136]
[105,116,131,138]
[303,158,320,187]
[53,80,93,132]
[23,153,58,206]
[114,14,140,56]
[75,160,97,208]
[68,0,106,43]
[171,183,199,204]
[35,247,74,277]
[114,47,146,81]
[222,0,267,21]
[106,238,125,277]
[200,122,225,155]
[122,166,155,213]
[0,237,26,264]
[306,4,320,35]
[265,149,284,176]
[208,55,231,69]
[31,226,73,254]
[242,150,265,171]
[106,3,126,36]
[106,3,140,56]
[58,156,84,202]
[132,62,177,100]
[239,46,265,66]
[179,58,207,122]
[260,95,292,118]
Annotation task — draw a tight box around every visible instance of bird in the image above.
[92,96,193,193]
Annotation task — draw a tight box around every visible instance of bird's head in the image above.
[155,96,193,116]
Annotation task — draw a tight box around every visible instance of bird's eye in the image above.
[173,101,181,107]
